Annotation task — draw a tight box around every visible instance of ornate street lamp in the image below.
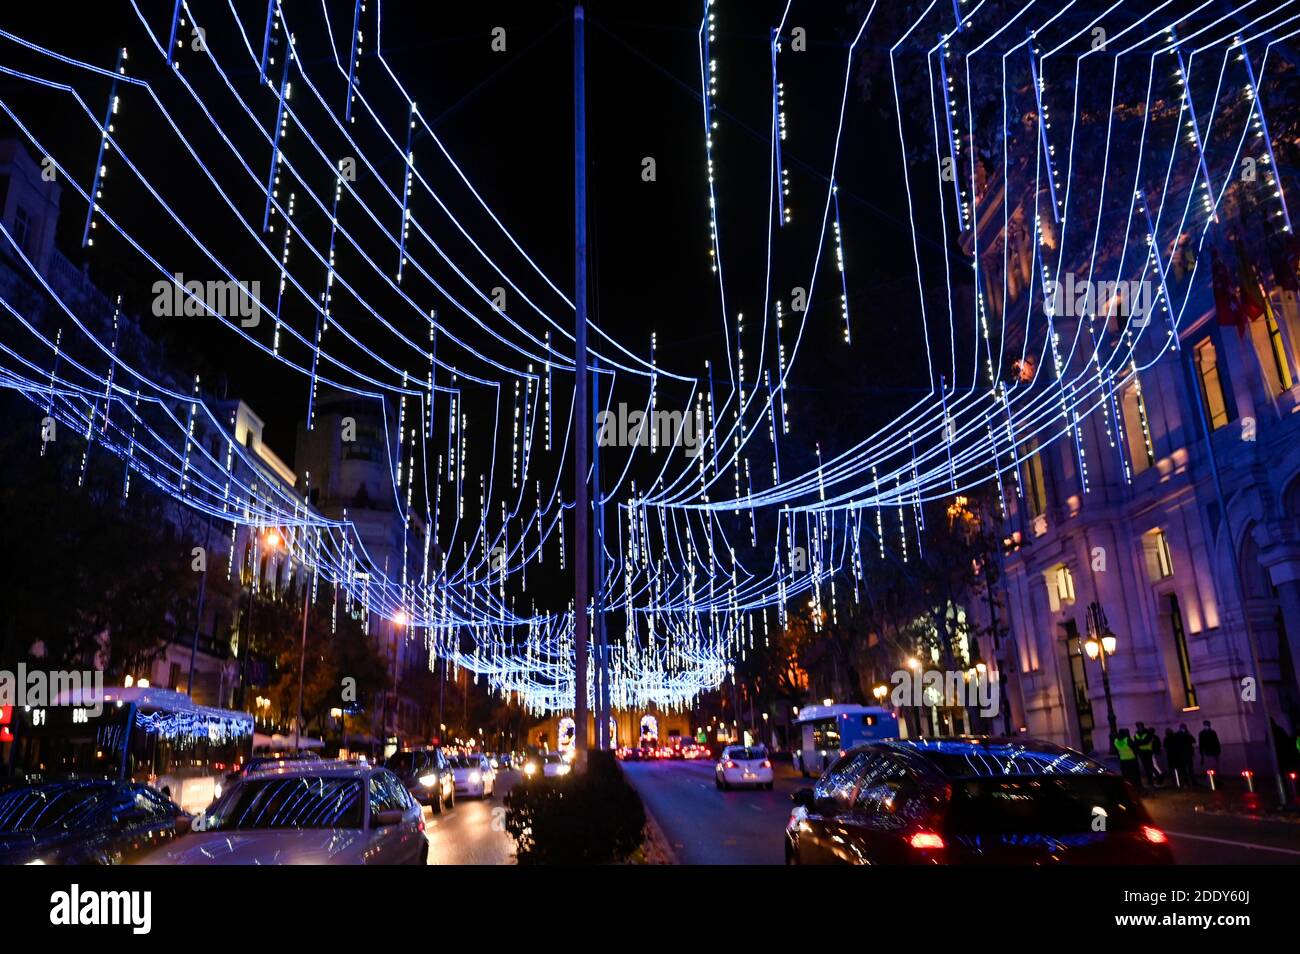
[1083,601,1119,745]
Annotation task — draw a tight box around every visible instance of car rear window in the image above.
[946,776,1143,835]
[204,777,364,830]
[726,748,767,761]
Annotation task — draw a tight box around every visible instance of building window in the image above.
[1120,378,1154,474]
[1022,440,1048,518]
[1046,563,1076,612]
[1142,528,1175,582]
[13,205,31,253]
[1193,338,1229,431]
[1264,308,1293,393]
[1167,594,1198,710]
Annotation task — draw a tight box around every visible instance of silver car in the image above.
[140,762,427,865]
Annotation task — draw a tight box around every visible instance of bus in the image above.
[4,686,254,813]
[793,704,901,778]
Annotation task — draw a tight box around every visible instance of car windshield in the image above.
[385,752,428,775]
[727,748,766,761]
[202,776,364,831]
[0,784,111,833]
[450,756,480,768]
[947,776,1142,835]
[543,754,563,764]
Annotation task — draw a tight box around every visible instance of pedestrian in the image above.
[1134,721,1161,787]
[1115,728,1142,792]
[1174,723,1197,787]
[1199,720,1221,778]
[1163,727,1178,783]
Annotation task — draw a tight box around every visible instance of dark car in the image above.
[0,780,189,865]
[786,737,1173,865]
[385,747,455,813]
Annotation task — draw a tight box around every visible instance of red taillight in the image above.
[761,760,772,769]
[417,817,426,834]
[724,760,737,769]
[1141,825,1167,845]
[909,831,945,850]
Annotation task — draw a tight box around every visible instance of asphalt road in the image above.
[622,759,800,864]
[423,770,517,865]
[622,758,1300,865]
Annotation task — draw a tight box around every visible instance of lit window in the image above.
[1120,378,1154,475]
[1193,339,1229,431]
[1143,529,1174,582]
[1045,564,1075,612]
[1021,440,1048,518]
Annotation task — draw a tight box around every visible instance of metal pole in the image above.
[187,512,214,700]
[294,573,311,752]
[572,2,590,768]
[593,351,609,749]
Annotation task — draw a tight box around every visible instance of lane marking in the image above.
[1164,830,1300,856]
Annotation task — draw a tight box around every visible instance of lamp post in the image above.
[1083,601,1119,746]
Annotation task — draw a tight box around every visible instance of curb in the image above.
[639,800,679,865]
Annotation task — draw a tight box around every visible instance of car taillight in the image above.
[909,831,944,850]
[761,760,771,768]
[724,760,737,769]
[417,817,425,833]
[1141,825,1167,845]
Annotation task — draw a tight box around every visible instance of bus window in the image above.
[811,720,841,752]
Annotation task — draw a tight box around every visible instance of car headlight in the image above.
[556,764,571,776]
[490,759,499,769]
[419,773,438,787]
[524,763,537,776]
[25,859,45,866]
[469,771,481,784]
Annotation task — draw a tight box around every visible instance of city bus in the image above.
[4,686,254,813]
[793,704,901,777]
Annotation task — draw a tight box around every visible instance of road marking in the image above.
[1164,830,1300,856]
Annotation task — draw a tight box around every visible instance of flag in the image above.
[1233,232,1268,323]
[1211,249,1245,335]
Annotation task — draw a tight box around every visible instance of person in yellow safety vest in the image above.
[1133,722,1162,787]
[1114,729,1142,791]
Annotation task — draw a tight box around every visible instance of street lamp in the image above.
[872,684,888,704]
[1083,601,1119,745]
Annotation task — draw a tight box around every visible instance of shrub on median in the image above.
[503,751,646,864]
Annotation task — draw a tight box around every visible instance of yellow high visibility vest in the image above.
[1115,736,1136,761]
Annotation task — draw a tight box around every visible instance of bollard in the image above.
[1242,769,1254,793]
[1207,769,1216,791]
[1173,768,1181,788]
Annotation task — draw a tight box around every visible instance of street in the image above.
[622,758,1300,865]
[622,759,801,864]
[423,771,518,865]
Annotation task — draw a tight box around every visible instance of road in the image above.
[622,758,1300,865]
[423,770,518,865]
[622,758,800,864]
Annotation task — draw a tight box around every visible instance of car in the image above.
[0,780,189,865]
[141,762,427,865]
[785,737,1174,865]
[451,754,496,798]
[491,752,512,772]
[522,752,571,780]
[384,747,455,813]
[716,745,774,790]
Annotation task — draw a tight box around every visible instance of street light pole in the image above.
[293,571,311,752]
[1085,601,1119,745]
[572,1,590,768]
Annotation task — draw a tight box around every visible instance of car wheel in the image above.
[715,775,723,790]
[430,791,443,815]
[417,841,429,865]
[446,789,455,810]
